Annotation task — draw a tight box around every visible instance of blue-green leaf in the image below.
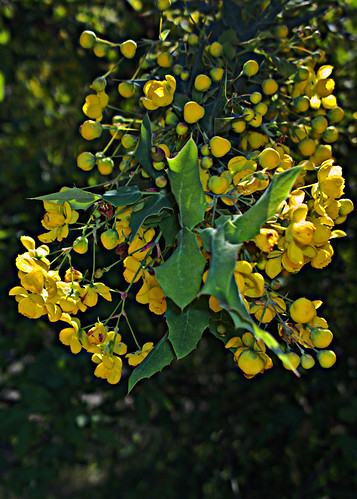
[155,227,206,309]
[31,187,99,210]
[167,138,208,230]
[129,191,173,241]
[225,166,301,244]
[128,333,175,393]
[135,113,158,179]
[99,186,142,207]
[166,297,209,359]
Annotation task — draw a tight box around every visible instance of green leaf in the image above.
[99,186,142,207]
[0,71,4,102]
[225,166,301,243]
[128,333,175,393]
[270,55,297,78]
[165,297,210,359]
[201,70,228,133]
[31,187,99,210]
[159,29,170,41]
[129,191,173,240]
[135,113,158,179]
[155,227,206,309]
[160,212,180,247]
[167,138,208,230]
[200,225,298,371]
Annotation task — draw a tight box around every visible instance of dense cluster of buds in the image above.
[10,0,353,387]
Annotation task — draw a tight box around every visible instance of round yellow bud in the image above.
[79,30,97,49]
[258,147,281,169]
[209,42,223,57]
[243,60,259,77]
[311,116,328,134]
[183,101,205,124]
[323,126,339,143]
[208,176,229,194]
[97,157,114,175]
[120,40,137,59]
[295,96,310,112]
[301,354,315,369]
[80,120,102,140]
[77,152,96,171]
[232,119,246,133]
[339,199,354,216]
[262,78,279,95]
[157,52,172,68]
[210,67,224,82]
[238,350,265,376]
[157,0,171,10]
[290,297,316,324]
[100,229,120,250]
[250,92,262,104]
[121,134,137,149]
[194,74,212,91]
[298,138,316,156]
[282,352,300,370]
[210,136,231,158]
[118,82,135,98]
[73,236,89,254]
[310,328,333,349]
[254,102,268,116]
[317,350,336,368]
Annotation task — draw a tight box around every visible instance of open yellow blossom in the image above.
[125,342,154,366]
[142,75,176,110]
[38,201,79,243]
[92,353,123,384]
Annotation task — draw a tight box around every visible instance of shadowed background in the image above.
[1,1,356,498]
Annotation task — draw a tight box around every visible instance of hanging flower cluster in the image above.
[10,0,353,389]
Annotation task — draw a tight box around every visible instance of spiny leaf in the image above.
[167,138,208,230]
[225,166,301,244]
[129,191,173,241]
[166,297,210,359]
[99,186,142,207]
[128,333,175,393]
[155,227,206,309]
[31,187,99,210]
[200,225,298,372]
[135,113,159,179]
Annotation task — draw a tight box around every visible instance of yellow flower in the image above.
[9,286,46,319]
[81,282,112,307]
[59,317,82,354]
[290,297,316,324]
[225,332,272,378]
[142,75,176,110]
[250,293,286,323]
[38,201,79,243]
[125,342,154,366]
[254,228,279,253]
[92,353,123,384]
[136,271,167,315]
[183,101,205,124]
[234,261,265,298]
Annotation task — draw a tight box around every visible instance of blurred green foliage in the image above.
[1,1,357,498]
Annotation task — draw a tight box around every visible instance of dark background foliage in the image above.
[1,1,356,498]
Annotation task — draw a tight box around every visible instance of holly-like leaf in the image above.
[165,297,210,359]
[167,138,208,230]
[135,113,158,179]
[155,227,206,309]
[225,166,301,244]
[128,333,175,393]
[160,212,180,247]
[270,55,297,78]
[200,70,228,133]
[31,187,99,210]
[99,186,142,207]
[129,191,173,240]
[200,225,298,372]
